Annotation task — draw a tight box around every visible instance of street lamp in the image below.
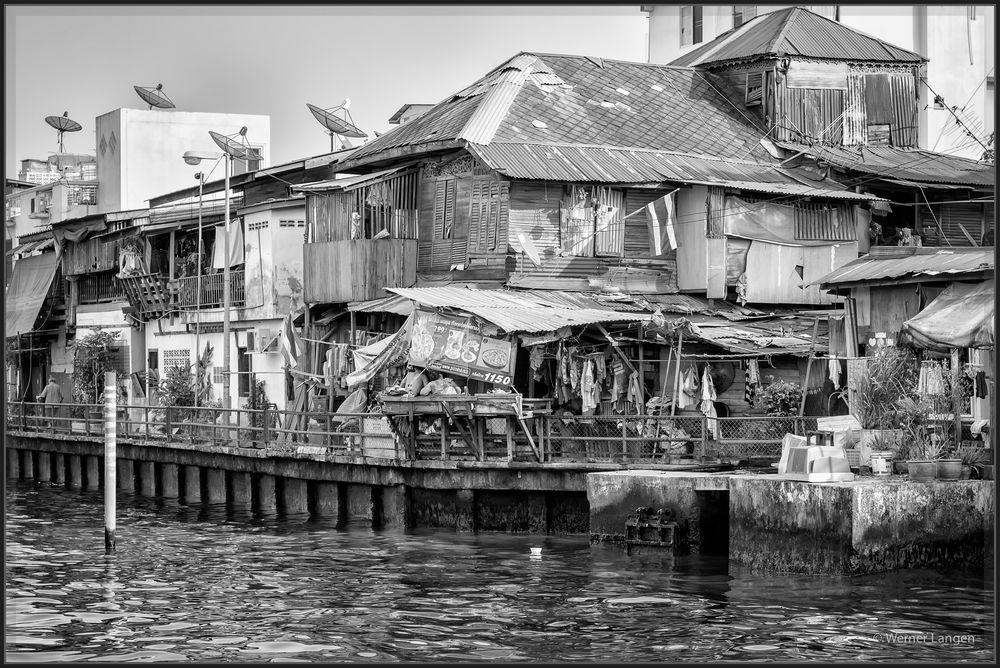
[182,127,260,428]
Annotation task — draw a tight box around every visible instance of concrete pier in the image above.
[205,469,227,504]
[455,489,476,532]
[68,455,83,488]
[160,464,180,498]
[117,459,135,492]
[53,453,66,485]
[35,452,51,482]
[140,461,157,497]
[313,481,341,518]
[256,474,277,514]
[345,483,373,521]
[228,471,253,509]
[7,448,19,479]
[21,450,34,480]
[381,484,411,528]
[84,456,101,491]
[183,466,202,504]
[282,478,309,515]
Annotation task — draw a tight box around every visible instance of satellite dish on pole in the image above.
[44,111,82,152]
[306,101,367,151]
[134,83,176,109]
[209,129,262,163]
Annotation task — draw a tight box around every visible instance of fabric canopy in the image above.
[345,312,415,388]
[52,216,107,257]
[5,252,59,338]
[212,222,245,268]
[902,279,995,351]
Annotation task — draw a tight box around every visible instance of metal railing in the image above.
[5,401,829,466]
[173,270,245,308]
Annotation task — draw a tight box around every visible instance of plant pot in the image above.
[936,458,962,481]
[856,429,902,465]
[893,461,908,475]
[960,465,972,480]
[907,459,938,482]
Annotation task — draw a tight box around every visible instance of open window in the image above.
[680,5,703,46]
[745,72,764,107]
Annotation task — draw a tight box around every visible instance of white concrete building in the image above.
[643,4,995,159]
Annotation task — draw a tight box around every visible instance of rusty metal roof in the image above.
[467,142,882,200]
[341,52,775,170]
[385,286,650,333]
[686,319,828,357]
[671,7,925,67]
[777,142,996,188]
[814,247,995,287]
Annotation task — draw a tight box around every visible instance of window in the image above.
[237,346,252,397]
[680,5,703,46]
[468,179,509,254]
[745,72,763,106]
[733,5,756,27]
[163,349,191,372]
[231,146,263,176]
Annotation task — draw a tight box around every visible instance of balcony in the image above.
[304,238,417,303]
[173,270,246,309]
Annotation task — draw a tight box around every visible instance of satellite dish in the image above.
[44,111,82,152]
[209,130,262,162]
[134,83,175,110]
[306,103,367,139]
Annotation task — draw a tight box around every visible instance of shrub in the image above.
[754,376,803,417]
[71,331,122,405]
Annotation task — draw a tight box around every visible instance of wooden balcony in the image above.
[173,270,246,309]
[304,239,417,303]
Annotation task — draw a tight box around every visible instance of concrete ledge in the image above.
[729,475,995,575]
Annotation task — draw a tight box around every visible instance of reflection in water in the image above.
[5,480,995,663]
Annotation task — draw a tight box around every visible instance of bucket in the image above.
[870,451,894,476]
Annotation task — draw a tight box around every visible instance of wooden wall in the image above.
[303,239,417,303]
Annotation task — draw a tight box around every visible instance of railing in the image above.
[79,272,126,304]
[5,401,830,466]
[173,270,245,308]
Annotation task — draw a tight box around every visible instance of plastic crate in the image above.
[845,448,861,468]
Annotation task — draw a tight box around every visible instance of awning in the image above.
[5,252,59,338]
[901,279,994,351]
[345,313,415,388]
[292,165,412,193]
[5,238,54,257]
[51,215,106,255]
[347,293,414,315]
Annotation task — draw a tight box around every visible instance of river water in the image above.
[5,480,995,663]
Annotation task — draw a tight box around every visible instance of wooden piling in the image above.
[104,371,117,553]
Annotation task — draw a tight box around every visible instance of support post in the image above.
[104,371,117,553]
[799,317,821,417]
[951,348,963,450]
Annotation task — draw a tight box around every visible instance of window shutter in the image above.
[745,72,763,106]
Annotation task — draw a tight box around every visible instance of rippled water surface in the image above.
[5,481,995,663]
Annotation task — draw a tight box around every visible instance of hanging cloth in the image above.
[700,365,719,439]
[581,359,597,414]
[678,366,699,409]
[744,359,761,405]
[974,371,988,398]
[828,358,842,390]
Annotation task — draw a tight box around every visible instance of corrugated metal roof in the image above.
[686,317,828,356]
[671,7,925,67]
[385,286,650,333]
[777,142,996,187]
[814,247,995,287]
[467,142,882,200]
[292,165,411,193]
[342,52,774,170]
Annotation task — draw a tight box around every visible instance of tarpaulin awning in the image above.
[901,279,994,351]
[5,252,59,338]
[345,313,415,388]
[51,215,106,256]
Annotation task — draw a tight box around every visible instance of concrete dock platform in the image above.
[588,470,994,575]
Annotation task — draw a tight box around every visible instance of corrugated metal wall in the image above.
[508,182,561,260]
[920,202,991,247]
[624,188,666,256]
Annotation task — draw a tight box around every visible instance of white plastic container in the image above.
[870,451,894,476]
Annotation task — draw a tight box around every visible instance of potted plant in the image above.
[848,348,917,462]
[936,447,963,481]
[907,438,945,482]
[957,446,988,480]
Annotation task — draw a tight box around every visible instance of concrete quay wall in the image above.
[589,471,994,574]
[5,433,593,534]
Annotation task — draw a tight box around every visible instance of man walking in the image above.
[36,377,64,430]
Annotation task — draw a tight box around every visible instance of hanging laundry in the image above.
[678,367,699,409]
[918,360,946,396]
[581,359,597,414]
[828,358,842,390]
[627,371,643,414]
[700,365,719,439]
[975,371,988,399]
[744,359,761,405]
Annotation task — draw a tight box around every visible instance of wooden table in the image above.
[376,393,544,462]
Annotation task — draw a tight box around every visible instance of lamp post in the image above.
[193,170,205,408]
[183,127,259,430]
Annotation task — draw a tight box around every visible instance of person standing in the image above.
[36,377,64,430]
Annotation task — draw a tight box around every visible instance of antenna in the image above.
[306,101,367,151]
[133,83,176,110]
[44,111,82,152]
[209,130,262,163]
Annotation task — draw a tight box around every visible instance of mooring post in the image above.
[104,371,117,553]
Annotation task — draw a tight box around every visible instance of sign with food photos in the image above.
[408,308,515,386]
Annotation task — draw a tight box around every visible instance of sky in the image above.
[5,4,648,177]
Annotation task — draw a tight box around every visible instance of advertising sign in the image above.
[408,308,515,386]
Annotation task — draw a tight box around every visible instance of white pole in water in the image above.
[104,371,117,553]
